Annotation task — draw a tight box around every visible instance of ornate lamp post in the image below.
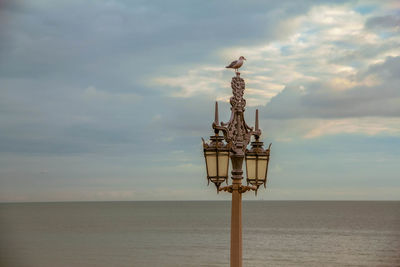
[202,71,271,267]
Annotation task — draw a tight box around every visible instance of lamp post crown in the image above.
[203,72,271,193]
[212,73,259,155]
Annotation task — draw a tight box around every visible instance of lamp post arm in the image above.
[219,185,234,193]
[218,185,257,194]
[239,185,257,193]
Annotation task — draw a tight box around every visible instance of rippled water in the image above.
[0,201,399,266]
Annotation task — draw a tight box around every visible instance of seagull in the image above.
[226,56,246,72]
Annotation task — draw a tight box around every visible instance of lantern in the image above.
[245,140,271,190]
[203,134,230,189]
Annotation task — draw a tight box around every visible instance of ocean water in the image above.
[0,201,399,267]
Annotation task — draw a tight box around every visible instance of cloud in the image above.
[264,56,400,120]
[366,15,400,31]
[153,4,400,112]
[153,66,227,98]
[0,0,399,201]
[303,117,400,138]
[82,85,140,104]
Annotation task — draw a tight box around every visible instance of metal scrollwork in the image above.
[230,75,246,110]
[215,73,259,153]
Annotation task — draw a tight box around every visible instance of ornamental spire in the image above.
[214,101,219,126]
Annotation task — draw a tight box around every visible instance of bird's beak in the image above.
[244,57,247,60]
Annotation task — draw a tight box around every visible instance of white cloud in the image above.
[259,116,400,142]
[1,1,399,201]
[153,4,399,113]
[153,66,229,97]
[303,117,400,138]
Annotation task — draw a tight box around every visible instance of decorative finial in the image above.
[255,109,259,132]
[255,109,260,141]
[214,101,219,125]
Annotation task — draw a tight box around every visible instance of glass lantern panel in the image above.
[218,151,229,177]
[246,155,257,179]
[257,157,268,180]
[205,152,217,177]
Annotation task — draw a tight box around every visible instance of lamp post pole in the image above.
[202,71,271,267]
[230,159,243,267]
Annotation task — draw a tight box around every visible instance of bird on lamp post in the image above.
[226,56,246,73]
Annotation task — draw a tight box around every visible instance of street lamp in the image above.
[202,71,272,267]
[246,110,271,192]
[202,102,230,189]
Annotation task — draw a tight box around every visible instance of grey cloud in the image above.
[0,0,351,82]
[365,15,400,31]
[0,78,214,156]
[262,56,400,119]
[2,0,336,156]
[2,0,399,201]
[364,55,400,80]
[329,40,400,66]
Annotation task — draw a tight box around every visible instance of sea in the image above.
[0,201,399,267]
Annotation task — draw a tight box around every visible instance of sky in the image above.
[0,0,399,202]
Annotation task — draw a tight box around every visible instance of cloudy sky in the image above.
[0,0,399,201]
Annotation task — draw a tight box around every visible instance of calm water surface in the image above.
[0,201,399,267]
